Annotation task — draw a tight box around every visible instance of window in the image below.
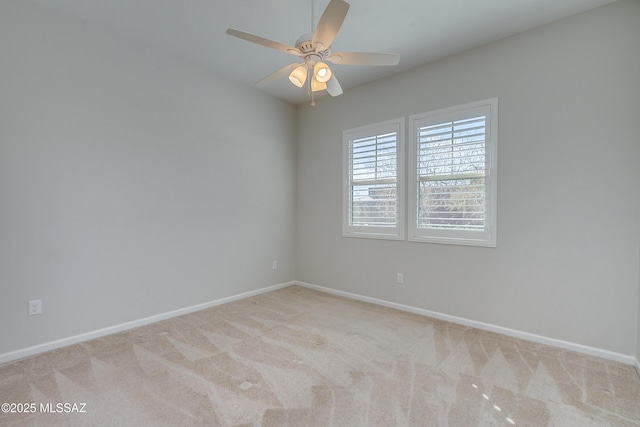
[343,118,405,240]
[408,99,497,247]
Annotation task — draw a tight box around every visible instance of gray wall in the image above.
[0,1,297,355]
[1,0,638,362]
[296,0,640,356]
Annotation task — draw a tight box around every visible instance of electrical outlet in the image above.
[28,299,42,316]
[396,273,404,284]
[272,260,278,270]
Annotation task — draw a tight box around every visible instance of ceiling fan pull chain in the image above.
[307,69,315,106]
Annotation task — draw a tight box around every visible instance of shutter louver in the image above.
[417,116,486,231]
[348,132,397,227]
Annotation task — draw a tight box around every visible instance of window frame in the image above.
[342,118,405,240]
[408,98,498,247]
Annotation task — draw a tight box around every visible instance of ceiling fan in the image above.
[226,0,400,105]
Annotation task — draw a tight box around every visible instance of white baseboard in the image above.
[3,280,637,370]
[296,281,638,367]
[0,281,294,365]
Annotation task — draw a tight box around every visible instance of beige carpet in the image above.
[1,285,639,426]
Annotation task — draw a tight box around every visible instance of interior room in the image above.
[1,0,639,425]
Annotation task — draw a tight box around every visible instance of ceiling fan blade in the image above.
[327,51,400,66]
[226,28,301,56]
[256,63,304,86]
[312,0,350,50]
[326,74,343,97]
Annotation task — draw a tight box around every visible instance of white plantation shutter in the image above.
[409,99,497,246]
[417,116,486,230]
[343,119,405,239]
[349,132,397,227]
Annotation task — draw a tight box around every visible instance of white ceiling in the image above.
[30,0,616,105]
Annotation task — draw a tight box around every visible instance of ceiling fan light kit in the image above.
[226,0,399,105]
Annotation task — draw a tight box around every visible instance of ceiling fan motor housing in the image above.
[295,33,314,52]
[296,33,331,59]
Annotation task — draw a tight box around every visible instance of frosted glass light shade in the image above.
[313,61,332,83]
[311,76,327,92]
[289,65,307,87]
